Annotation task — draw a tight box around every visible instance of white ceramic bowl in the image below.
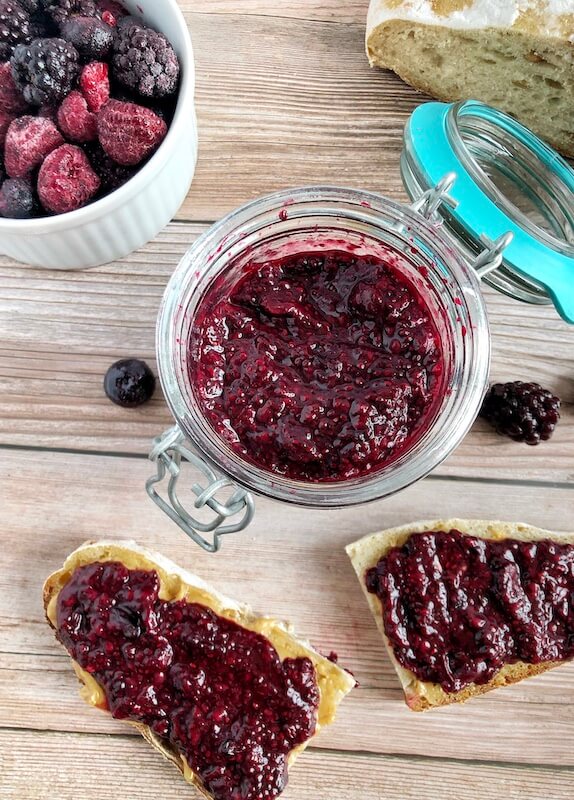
[0,0,198,269]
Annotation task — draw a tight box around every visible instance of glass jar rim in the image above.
[156,185,490,507]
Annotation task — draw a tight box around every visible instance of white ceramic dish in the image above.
[0,0,198,269]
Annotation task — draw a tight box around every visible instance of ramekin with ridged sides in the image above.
[0,0,198,269]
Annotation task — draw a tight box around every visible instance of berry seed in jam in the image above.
[56,562,320,800]
[366,530,574,694]
[190,248,446,482]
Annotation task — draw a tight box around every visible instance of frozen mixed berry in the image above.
[480,381,561,445]
[4,114,63,176]
[37,142,99,212]
[0,176,38,217]
[0,0,34,60]
[79,60,108,111]
[104,358,155,407]
[39,0,96,26]
[18,0,40,12]
[57,89,96,140]
[60,15,113,60]
[97,99,167,165]
[11,37,80,105]
[112,17,179,98]
[83,141,134,192]
[0,61,29,112]
[0,108,15,144]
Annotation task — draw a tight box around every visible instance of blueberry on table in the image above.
[104,358,156,408]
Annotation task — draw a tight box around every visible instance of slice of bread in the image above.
[346,518,574,711]
[366,1,574,157]
[44,540,355,799]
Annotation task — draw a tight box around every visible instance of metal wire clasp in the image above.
[410,172,513,278]
[146,426,255,552]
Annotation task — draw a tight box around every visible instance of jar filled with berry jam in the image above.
[147,101,574,551]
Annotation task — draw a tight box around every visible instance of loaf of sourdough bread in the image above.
[44,541,355,799]
[366,0,574,157]
[347,519,574,711]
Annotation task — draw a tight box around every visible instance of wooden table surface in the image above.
[1,3,574,799]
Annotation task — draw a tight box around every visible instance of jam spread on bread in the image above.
[190,248,445,481]
[56,562,320,800]
[366,530,574,693]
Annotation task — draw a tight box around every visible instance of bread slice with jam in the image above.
[44,541,355,800]
[346,519,574,711]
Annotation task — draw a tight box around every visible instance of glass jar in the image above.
[147,100,573,551]
[148,186,490,550]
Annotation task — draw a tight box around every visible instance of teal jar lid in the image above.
[401,100,574,324]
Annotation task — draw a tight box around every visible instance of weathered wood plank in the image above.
[1,449,573,765]
[3,729,572,800]
[184,2,367,24]
[0,224,571,483]
[181,13,420,221]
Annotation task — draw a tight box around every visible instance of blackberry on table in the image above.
[10,37,80,105]
[111,17,179,98]
[480,381,561,445]
[0,0,33,61]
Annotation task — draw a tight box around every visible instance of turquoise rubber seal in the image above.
[405,102,574,324]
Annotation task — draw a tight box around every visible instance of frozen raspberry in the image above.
[57,90,96,141]
[112,18,179,98]
[104,358,155,407]
[11,37,80,105]
[4,114,63,177]
[83,141,134,192]
[480,381,561,445]
[0,176,38,217]
[0,61,28,113]
[60,15,113,60]
[39,0,96,26]
[0,0,34,60]
[37,142,99,212]
[79,60,108,112]
[96,0,124,25]
[0,108,15,145]
[97,99,167,166]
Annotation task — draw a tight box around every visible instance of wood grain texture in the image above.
[4,730,573,800]
[184,2,367,24]
[181,13,421,221]
[0,224,571,482]
[1,449,573,767]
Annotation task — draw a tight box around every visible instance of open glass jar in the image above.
[147,101,574,551]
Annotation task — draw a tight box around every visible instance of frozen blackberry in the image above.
[480,381,561,445]
[39,0,96,26]
[18,0,40,12]
[60,15,114,60]
[0,0,33,61]
[10,37,80,105]
[112,17,179,98]
[83,142,135,193]
[104,358,156,408]
[0,176,38,217]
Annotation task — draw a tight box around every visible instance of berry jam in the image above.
[56,562,320,800]
[366,530,574,693]
[190,248,446,482]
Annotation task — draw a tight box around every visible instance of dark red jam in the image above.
[56,562,320,800]
[190,248,446,482]
[366,530,574,693]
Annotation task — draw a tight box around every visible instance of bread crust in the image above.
[346,519,574,711]
[44,540,355,797]
[365,4,574,157]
